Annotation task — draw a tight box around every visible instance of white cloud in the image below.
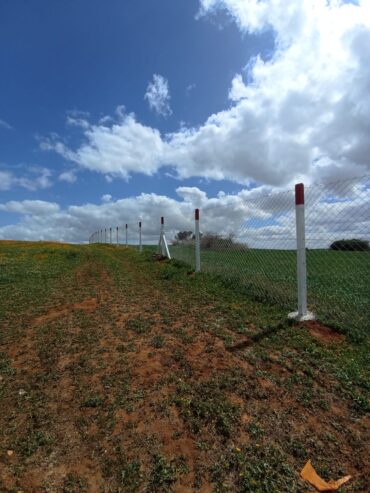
[186,83,196,95]
[0,167,53,191]
[59,170,77,183]
[0,171,14,191]
[40,1,370,187]
[41,112,164,179]
[0,179,368,247]
[0,119,12,130]
[228,74,249,102]
[101,194,112,203]
[145,74,172,117]
[0,200,60,215]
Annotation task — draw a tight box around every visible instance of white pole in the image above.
[116,226,118,246]
[110,227,112,244]
[139,222,142,252]
[125,224,128,246]
[289,183,314,321]
[105,228,107,243]
[160,217,165,256]
[195,208,201,272]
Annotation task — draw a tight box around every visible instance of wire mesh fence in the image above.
[304,177,370,336]
[198,189,297,309]
[169,176,369,336]
[89,175,369,337]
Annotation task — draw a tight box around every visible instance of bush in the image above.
[330,239,369,251]
[200,233,248,251]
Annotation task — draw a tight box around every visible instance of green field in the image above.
[169,245,370,340]
[0,241,369,492]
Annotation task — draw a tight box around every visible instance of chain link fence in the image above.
[304,177,370,335]
[89,176,369,336]
[169,176,369,336]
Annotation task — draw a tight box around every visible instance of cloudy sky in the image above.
[0,0,369,244]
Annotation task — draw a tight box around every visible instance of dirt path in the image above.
[0,246,369,492]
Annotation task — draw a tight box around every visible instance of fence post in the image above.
[125,224,128,246]
[110,227,112,244]
[195,209,201,272]
[158,216,171,259]
[139,222,142,252]
[100,229,102,243]
[105,228,107,243]
[289,183,314,321]
[116,226,119,246]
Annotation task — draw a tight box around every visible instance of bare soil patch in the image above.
[304,320,346,344]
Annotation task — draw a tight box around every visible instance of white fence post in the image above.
[289,183,314,321]
[125,224,128,246]
[195,208,201,272]
[158,217,171,259]
[139,221,142,252]
[116,226,119,246]
[101,229,103,243]
[159,217,164,255]
[110,227,112,244]
[105,228,107,243]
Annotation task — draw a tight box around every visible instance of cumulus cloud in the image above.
[59,170,77,183]
[0,167,52,191]
[101,194,112,203]
[40,0,370,187]
[41,112,164,179]
[145,74,172,117]
[0,200,60,215]
[0,178,368,248]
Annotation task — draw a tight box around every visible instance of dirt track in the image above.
[0,244,369,492]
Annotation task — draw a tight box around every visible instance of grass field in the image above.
[169,245,370,340]
[0,241,369,492]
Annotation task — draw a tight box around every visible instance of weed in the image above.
[62,473,87,493]
[81,395,105,408]
[120,459,142,491]
[149,454,177,492]
[151,335,165,348]
[173,380,240,438]
[126,316,152,334]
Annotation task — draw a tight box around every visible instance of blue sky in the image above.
[0,0,369,242]
[0,0,272,208]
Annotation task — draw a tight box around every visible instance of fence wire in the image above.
[305,176,370,335]
[169,176,369,335]
[189,189,297,309]
[89,176,369,336]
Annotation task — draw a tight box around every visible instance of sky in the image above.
[0,0,369,245]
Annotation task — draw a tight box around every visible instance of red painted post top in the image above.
[139,221,142,228]
[195,208,200,221]
[126,224,128,229]
[295,183,305,205]
[161,217,164,225]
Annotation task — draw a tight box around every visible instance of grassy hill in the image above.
[0,241,369,492]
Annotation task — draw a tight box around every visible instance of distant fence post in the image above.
[110,227,112,244]
[139,222,142,252]
[289,183,314,321]
[195,209,201,272]
[125,224,128,246]
[100,229,103,243]
[116,226,119,246]
[105,228,107,243]
[158,217,171,259]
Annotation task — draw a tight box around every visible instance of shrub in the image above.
[330,238,369,251]
[200,233,248,251]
